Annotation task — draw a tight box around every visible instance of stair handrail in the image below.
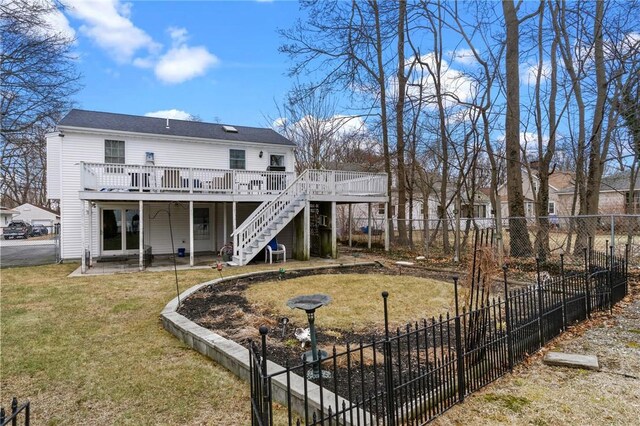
[233,170,310,264]
[232,170,309,238]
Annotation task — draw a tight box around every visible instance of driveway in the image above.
[0,239,57,267]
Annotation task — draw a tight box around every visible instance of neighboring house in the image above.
[596,172,640,214]
[0,207,18,235]
[12,203,60,227]
[47,109,387,272]
[497,170,576,219]
[338,178,493,236]
[498,169,640,218]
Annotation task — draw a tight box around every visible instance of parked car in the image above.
[4,220,32,239]
[31,225,49,236]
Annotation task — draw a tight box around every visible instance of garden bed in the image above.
[177,263,462,403]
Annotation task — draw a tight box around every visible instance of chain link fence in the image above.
[339,214,640,267]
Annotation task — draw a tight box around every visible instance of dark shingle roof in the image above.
[58,109,295,147]
[600,172,640,191]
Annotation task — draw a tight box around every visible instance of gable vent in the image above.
[222,125,238,133]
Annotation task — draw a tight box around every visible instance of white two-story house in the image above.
[47,109,388,272]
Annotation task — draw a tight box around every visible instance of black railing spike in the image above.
[453,275,460,318]
[382,291,390,340]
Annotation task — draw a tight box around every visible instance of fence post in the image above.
[259,326,270,426]
[453,276,465,402]
[625,244,629,296]
[502,265,514,372]
[583,248,591,319]
[0,407,4,425]
[560,253,567,330]
[535,258,544,346]
[610,214,615,256]
[609,245,614,313]
[382,291,395,426]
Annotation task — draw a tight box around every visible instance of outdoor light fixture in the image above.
[259,150,264,158]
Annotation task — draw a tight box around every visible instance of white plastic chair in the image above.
[265,242,286,264]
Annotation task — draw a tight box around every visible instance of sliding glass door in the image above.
[102,208,139,253]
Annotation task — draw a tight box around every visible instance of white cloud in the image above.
[154,27,218,84]
[145,109,193,120]
[406,53,476,108]
[42,2,76,41]
[65,2,218,84]
[66,0,160,63]
[274,114,367,139]
[521,61,552,86]
[448,48,477,66]
[7,0,76,41]
[497,131,550,148]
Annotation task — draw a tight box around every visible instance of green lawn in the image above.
[0,263,277,425]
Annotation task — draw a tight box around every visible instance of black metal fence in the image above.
[249,246,629,425]
[1,397,30,426]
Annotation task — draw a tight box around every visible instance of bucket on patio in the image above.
[177,248,186,257]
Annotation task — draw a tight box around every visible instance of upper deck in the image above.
[79,162,388,203]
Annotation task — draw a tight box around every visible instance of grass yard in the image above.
[246,274,456,332]
[1,261,334,425]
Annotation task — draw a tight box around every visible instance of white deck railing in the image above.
[80,162,295,195]
[80,163,387,198]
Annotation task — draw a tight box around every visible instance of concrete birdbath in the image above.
[287,293,332,379]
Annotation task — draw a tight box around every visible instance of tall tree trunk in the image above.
[534,2,556,261]
[584,0,607,217]
[502,0,533,257]
[372,0,393,244]
[395,0,408,245]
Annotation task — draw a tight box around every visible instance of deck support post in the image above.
[331,201,337,258]
[88,203,93,267]
[189,201,194,267]
[223,202,227,245]
[232,201,237,236]
[367,203,372,249]
[384,202,390,251]
[304,200,310,260]
[81,200,86,273]
[348,203,352,248]
[139,200,144,271]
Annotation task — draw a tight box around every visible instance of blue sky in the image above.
[53,1,304,126]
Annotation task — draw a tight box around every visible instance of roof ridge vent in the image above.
[222,125,238,133]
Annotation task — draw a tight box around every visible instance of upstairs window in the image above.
[270,154,284,167]
[548,201,556,215]
[378,203,385,215]
[230,149,246,170]
[105,140,125,164]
